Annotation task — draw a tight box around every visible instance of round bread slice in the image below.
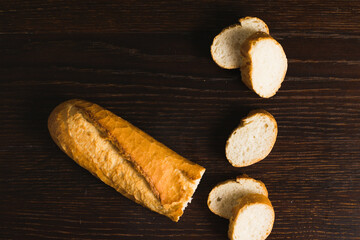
[226,109,277,167]
[211,17,269,69]
[207,175,268,219]
[240,32,287,98]
[228,194,275,240]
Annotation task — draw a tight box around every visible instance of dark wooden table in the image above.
[1,1,359,239]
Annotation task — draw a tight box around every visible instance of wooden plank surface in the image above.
[0,1,359,239]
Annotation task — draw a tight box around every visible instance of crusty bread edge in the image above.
[207,174,269,218]
[228,193,275,240]
[225,109,278,167]
[240,32,287,98]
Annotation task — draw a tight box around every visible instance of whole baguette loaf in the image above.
[48,99,205,222]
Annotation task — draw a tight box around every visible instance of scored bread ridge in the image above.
[48,99,205,221]
[225,109,278,167]
[240,32,288,98]
[210,17,269,69]
[228,193,275,240]
[207,174,268,219]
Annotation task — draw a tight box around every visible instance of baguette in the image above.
[48,99,205,222]
[207,175,268,219]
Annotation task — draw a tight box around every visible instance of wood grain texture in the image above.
[0,0,359,239]
[0,0,360,34]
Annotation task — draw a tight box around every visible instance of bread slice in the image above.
[211,17,269,69]
[241,32,287,98]
[228,193,275,240]
[226,109,277,167]
[207,175,268,219]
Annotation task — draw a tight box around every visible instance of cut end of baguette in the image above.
[241,32,287,98]
[211,17,269,69]
[174,169,205,221]
[207,175,268,219]
[228,194,275,240]
[226,110,277,167]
